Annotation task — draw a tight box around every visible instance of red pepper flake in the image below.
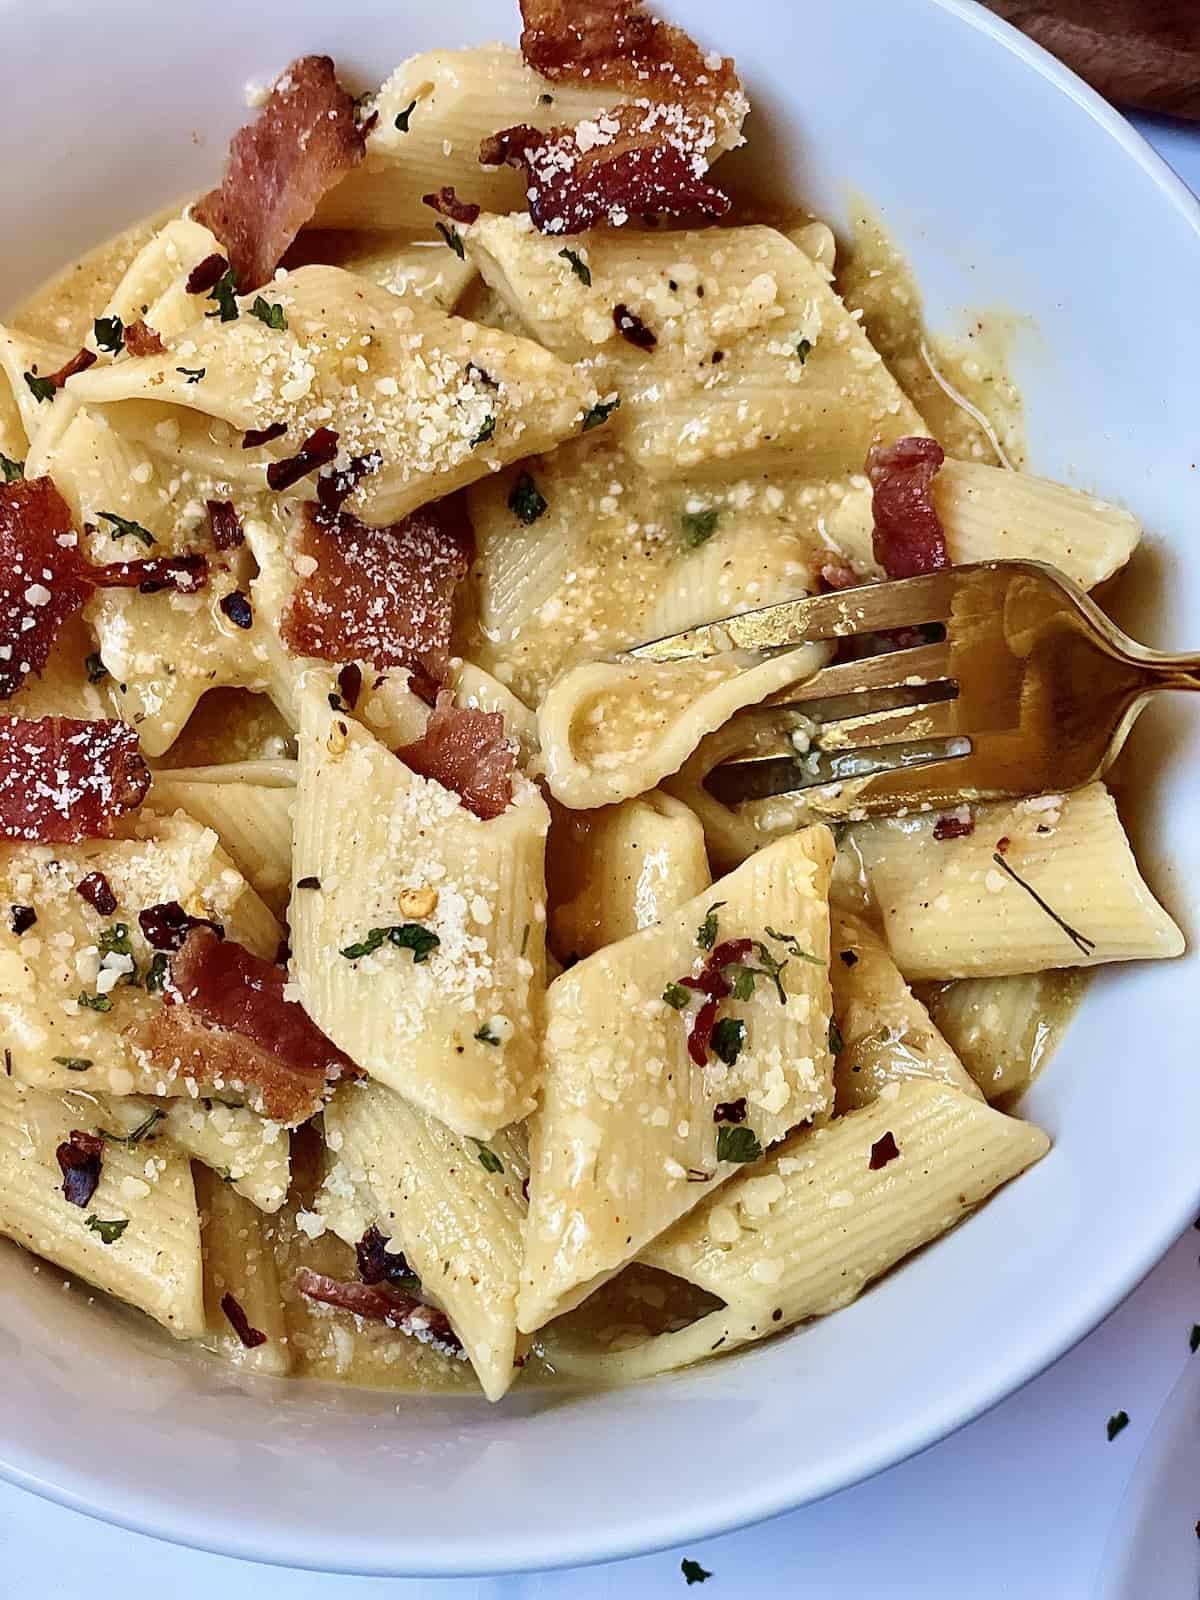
[220,1291,267,1349]
[613,303,657,350]
[219,590,254,630]
[76,871,117,916]
[91,554,209,595]
[242,421,288,450]
[713,1098,747,1124]
[206,499,245,551]
[336,662,362,709]
[9,905,36,935]
[869,1130,900,1171]
[996,835,1011,854]
[46,348,98,388]
[186,253,231,295]
[932,813,974,842]
[867,435,949,580]
[56,1129,103,1208]
[672,935,754,1066]
[138,900,225,952]
[267,426,340,492]
[123,320,166,357]
[422,186,481,224]
[355,1225,416,1287]
[316,450,383,518]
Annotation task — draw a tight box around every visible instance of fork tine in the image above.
[628,571,963,662]
[764,641,953,707]
[706,741,976,810]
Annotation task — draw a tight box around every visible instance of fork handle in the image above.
[1137,652,1200,693]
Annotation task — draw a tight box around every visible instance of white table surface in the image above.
[1,113,1198,1600]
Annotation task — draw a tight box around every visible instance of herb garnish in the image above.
[394,99,417,132]
[106,1108,165,1146]
[682,508,719,547]
[53,1056,92,1072]
[796,338,813,363]
[145,953,169,993]
[681,1558,712,1586]
[250,297,288,331]
[206,268,241,322]
[471,414,497,447]
[474,1024,501,1046]
[435,222,465,259]
[176,365,206,384]
[86,1215,128,1244]
[78,991,113,1012]
[765,927,822,964]
[85,652,108,683]
[98,510,156,548]
[662,982,692,1010]
[340,923,440,963]
[582,396,620,431]
[696,902,727,951]
[1106,1410,1129,1441]
[559,247,592,286]
[508,470,548,525]
[717,1125,762,1164]
[710,1017,745,1066]
[0,452,24,482]
[990,852,1096,956]
[24,371,56,404]
[473,1140,504,1174]
[93,315,125,354]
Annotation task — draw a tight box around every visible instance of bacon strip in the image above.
[192,56,366,290]
[0,479,93,697]
[0,717,149,842]
[91,555,209,595]
[281,501,472,686]
[186,253,230,296]
[867,437,949,580]
[422,187,481,224]
[395,691,516,821]
[518,0,739,93]
[123,320,166,358]
[295,1267,465,1358]
[128,928,352,1125]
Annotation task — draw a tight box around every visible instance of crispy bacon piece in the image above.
[90,555,209,595]
[932,813,975,842]
[867,436,949,580]
[281,501,472,685]
[186,253,230,295]
[221,1292,267,1348]
[242,422,288,450]
[76,871,117,916]
[123,320,166,357]
[0,479,93,698]
[0,717,149,842]
[128,927,352,1125]
[295,1267,465,1358]
[395,691,516,820]
[518,0,739,93]
[266,426,340,493]
[46,348,98,388]
[56,1129,104,1208]
[482,116,731,235]
[192,56,366,290]
[206,499,244,551]
[423,186,481,224]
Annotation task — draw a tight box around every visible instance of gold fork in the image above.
[630,560,1200,817]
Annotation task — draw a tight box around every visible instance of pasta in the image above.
[0,0,1183,1403]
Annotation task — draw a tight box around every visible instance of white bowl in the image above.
[3,0,1200,1577]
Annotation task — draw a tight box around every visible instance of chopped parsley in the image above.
[473,1140,504,1174]
[796,337,813,363]
[106,1108,165,1146]
[662,982,692,1010]
[93,315,125,354]
[710,1017,745,1066]
[145,953,169,993]
[990,852,1096,956]
[77,991,113,1013]
[765,926,822,964]
[474,1024,501,1046]
[1191,1324,1200,1354]
[53,1056,92,1072]
[97,923,134,959]
[559,247,592,286]
[0,452,25,482]
[681,508,719,547]
[394,99,417,132]
[582,396,620,431]
[696,901,726,952]
[717,1124,762,1164]
[98,510,156,548]
[24,371,56,404]
[742,940,790,1004]
[829,1018,844,1055]
[508,470,547,525]
[435,221,465,259]
[471,414,497,447]
[206,268,241,322]
[340,923,440,963]
[250,297,288,331]
[85,652,108,684]
[85,1215,128,1244]
[681,1559,712,1587]
[1106,1410,1129,1441]
[176,365,206,384]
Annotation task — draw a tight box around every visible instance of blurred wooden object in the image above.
[985,2,1200,118]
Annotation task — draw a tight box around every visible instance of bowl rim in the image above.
[3,0,1200,1577]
